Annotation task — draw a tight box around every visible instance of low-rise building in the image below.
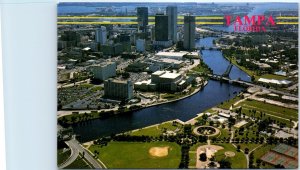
[258,78,292,87]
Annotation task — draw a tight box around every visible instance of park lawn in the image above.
[217,128,231,139]
[258,74,287,80]
[57,149,71,165]
[237,99,298,121]
[238,143,262,152]
[234,124,259,139]
[188,152,197,168]
[129,121,182,137]
[234,107,293,128]
[218,96,243,110]
[89,141,181,169]
[161,93,186,100]
[213,143,247,169]
[64,156,91,169]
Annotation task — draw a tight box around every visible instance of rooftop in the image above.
[159,71,181,79]
[155,51,189,58]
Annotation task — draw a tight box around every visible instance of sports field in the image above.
[89,141,181,168]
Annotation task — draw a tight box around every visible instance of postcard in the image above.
[57,2,298,169]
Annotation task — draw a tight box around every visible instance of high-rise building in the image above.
[183,16,195,51]
[155,14,169,41]
[166,6,178,43]
[137,7,148,32]
[136,39,145,52]
[104,79,134,101]
[90,62,116,81]
[96,26,107,45]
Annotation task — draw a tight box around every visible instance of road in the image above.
[208,74,298,98]
[59,139,80,169]
[59,137,105,169]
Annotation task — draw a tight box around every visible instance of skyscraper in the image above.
[137,7,148,33]
[155,14,169,41]
[183,16,195,51]
[166,6,178,43]
[96,26,107,45]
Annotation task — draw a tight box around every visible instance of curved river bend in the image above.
[73,37,250,142]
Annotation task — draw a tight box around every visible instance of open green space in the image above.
[218,95,243,110]
[234,107,293,128]
[188,152,197,168]
[258,74,287,80]
[238,143,262,153]
[89,141,181,169]
[213,143,247,169]
[57,149,71,165]
[64,156,91,169]
[234,123,260,139]
[217,128,231,139]
[236,99,298,121]
[128,121,182,137]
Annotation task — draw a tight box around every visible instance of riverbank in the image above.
[58,80,208,125]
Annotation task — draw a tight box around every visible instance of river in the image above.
[72,37,249,142]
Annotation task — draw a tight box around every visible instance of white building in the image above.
[96,26,107,45]
[90,62,116,81]
[258,78,292,87]
[136,39,145,52]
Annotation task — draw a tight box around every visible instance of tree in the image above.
[199,153,207,162]
[245,148,249,154]
[237,145,241,152]
[208,161,216,168]
[219,159,231,169]
[202,114,208,123]
[274,164,284,168]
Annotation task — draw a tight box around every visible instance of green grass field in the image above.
[213,143,247,169]
[218,96,243,110]
[57,149,71,166]
[236,99,298,121]
[89,141,181,169]
[188,151,197,168]
[234,123,260,139]
[217,128,231,139]
[128,121,182,137]
[64,156,91,169]
[238,143,262,152]
[258,74,287,80]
